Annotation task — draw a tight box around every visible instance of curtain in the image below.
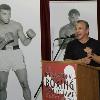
[97,0,100,40]
[40,0,51,60]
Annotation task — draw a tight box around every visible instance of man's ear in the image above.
[86,28,89,35]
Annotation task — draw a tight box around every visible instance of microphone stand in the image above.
[34,81,42,99]
[53,38,67,61]
[34,37,68,99]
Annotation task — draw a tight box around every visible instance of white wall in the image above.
[0,0,42,100]
[50,1,97,61]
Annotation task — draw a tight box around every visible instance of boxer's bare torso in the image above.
[0,20,21,47]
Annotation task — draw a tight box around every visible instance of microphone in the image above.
[70,34,75,38]
[54,37,66,40]
[54,34,75,41]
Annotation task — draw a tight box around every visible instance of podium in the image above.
[42,61,100,100]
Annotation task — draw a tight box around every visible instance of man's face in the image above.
[0,9,11,24]
[69,14,79,24]
[75,22,89,40]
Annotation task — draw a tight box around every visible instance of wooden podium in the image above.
[42,61,100,100]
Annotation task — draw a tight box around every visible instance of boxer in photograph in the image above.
[0,4,36,100]
[59,9,80,49]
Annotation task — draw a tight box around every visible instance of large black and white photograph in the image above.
[0,0,41,100]
[50,1,97,61]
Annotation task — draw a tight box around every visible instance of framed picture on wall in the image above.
[0,0,41,100]
[50,1,97,61]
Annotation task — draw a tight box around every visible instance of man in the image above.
[59,9,80,49]
[64,20,100,67]
[0,4,36,100]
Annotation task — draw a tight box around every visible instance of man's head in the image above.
[68,9,80,24]
[75,20,89,41]
[0,4,11,24]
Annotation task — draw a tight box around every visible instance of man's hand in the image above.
[89,53,100,64]
[81,56,92,64]
[84,47,92,56]
[26,29,36,40]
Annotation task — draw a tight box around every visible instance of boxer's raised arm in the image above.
[17,23,36,46]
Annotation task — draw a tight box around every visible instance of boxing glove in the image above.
[26,29,36,40]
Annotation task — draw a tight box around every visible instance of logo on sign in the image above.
[43,65,77,100]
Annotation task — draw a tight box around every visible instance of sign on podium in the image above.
[42,61,100,100]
